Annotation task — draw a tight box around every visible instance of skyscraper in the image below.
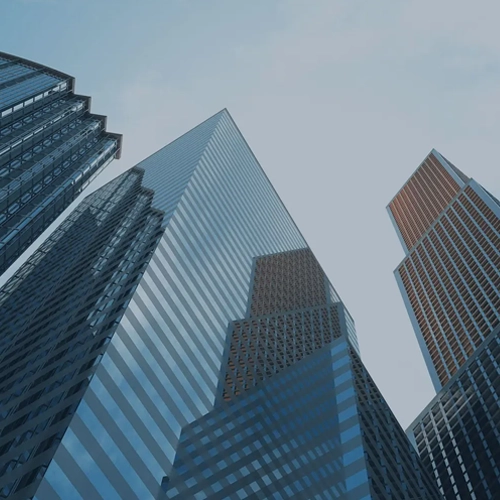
[388,149,500,499]
[161,248,439,499]
[0,110,439,499]
[0,168,164,499]
[0,51,121,276]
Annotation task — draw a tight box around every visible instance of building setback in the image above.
[388,149,500,499]
[162,248,439,499]
[0,51,121,277]
[0,110,439,499]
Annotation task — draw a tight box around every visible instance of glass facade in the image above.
[162,248,439,499]
[389,149,500,498]
[0,51,121,276]
[37,110,313,499]
[1,109,438,498]
[0,168,163,499]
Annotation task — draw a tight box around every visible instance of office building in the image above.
[0,110,438,499]
[162,248,439,499]
[0,51,121,276]
[0,168,163,499]
[388,149,500,499]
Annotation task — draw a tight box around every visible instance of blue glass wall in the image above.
[0,169,163,499]
[0,109,432,499]
[35,110,330,498]
[163,338,438,499]
[164,340,371,499]
[0,52,121,276]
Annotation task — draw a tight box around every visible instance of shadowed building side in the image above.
[0,169,164,499]
[0,51,121,277]
[408,324,500,500]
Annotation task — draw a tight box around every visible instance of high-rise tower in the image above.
[0,52,121,276]
[0,110,439,499]
[161,248,439,499]
[388,149,500,499]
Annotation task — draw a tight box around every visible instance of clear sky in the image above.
[2,0,499,429]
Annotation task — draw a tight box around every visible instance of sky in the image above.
[1,0,500,429]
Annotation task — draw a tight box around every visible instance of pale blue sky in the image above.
[2,0,500,428]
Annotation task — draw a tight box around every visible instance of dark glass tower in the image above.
[0,52,122,276]
[0,110,439,499]
[388,149,500,499]
[0,168,164,499]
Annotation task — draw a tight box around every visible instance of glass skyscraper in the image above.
[0,168,164,499]
[388,149,500,499]
[0,51,121,276]
[0,110,439,499]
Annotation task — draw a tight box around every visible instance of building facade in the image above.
[0,168,164,499]
[0,51,121,276]
[162,248,439,499]
[388,149,500,499]
[1,110,439,499]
